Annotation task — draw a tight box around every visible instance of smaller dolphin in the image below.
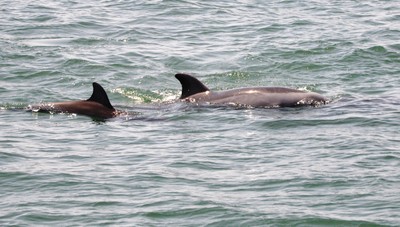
[175,73,327,107]
[28,82,124,119]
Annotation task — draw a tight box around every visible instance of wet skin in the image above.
[175,73,327,107]
[28,82,123,119]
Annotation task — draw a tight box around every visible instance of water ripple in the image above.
[1,0,399,226]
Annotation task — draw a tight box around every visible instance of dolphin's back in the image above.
[27,82,118,119]
[189,87,326,107]
[175,73,327,107]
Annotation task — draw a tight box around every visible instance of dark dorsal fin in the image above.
[87,82,115,110]
[175,73,210,99]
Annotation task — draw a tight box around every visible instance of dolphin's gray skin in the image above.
[175,73,327,107]
[28,82,124,119]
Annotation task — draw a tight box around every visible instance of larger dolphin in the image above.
[175,73,327,107]
[28,82,124,119]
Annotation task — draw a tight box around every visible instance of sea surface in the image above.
[1,0,399,226]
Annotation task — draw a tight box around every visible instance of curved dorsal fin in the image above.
[175,73,210,99]
[87,82,115,110]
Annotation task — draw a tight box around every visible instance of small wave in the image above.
[112,87,165,104]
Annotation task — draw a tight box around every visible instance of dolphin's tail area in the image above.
[87,82,115,110]
[175,73,210,99]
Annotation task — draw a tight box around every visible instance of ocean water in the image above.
[1,0,399,226]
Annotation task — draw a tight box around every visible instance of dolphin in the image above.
[175,73,327,107]
[28,82,124,119]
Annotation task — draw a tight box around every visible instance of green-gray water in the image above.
[1,0,399,226]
